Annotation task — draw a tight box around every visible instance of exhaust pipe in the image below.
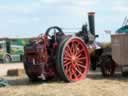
[88,12,95,36]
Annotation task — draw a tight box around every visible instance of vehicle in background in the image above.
[99,17,128,77]
[0,38,31,63]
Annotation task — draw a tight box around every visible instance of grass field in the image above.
[0,63,128,96]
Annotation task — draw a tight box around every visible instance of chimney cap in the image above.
[88,12,95,15]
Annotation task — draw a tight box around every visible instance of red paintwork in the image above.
[63,38,89,81]
[24,35,57,79]
[24,32,90,81]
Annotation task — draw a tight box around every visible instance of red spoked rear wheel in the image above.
[56,37,90,82]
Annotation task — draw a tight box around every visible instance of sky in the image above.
[0,0,128,42]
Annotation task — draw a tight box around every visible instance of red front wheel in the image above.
[56,37,90,82]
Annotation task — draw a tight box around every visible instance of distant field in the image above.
[0,63,128,96]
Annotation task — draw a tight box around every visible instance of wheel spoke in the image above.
[64,57,71,61]
[77,57,86,60]
[77,66,84,77]
[76,60,84,65]
[72,43,77,55]
[64,61,72,67]
[75,67,82,76]
[65,64,72,74]
[66,45,72,55]
[72,68,78,79]
[70,43,74,54]
[76,53,82,58]
[76,49,85,57]
[76,63,86,69]
[64,50,71,58]
[64,60,69,64]
[74,44,79,56]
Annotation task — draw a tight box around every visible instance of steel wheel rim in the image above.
[4,55,11,63]
[61,37,89,81]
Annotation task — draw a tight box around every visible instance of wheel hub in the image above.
[72,56,76,61]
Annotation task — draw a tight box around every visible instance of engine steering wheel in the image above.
[45,26,64,39]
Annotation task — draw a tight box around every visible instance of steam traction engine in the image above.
[23,12,98,82]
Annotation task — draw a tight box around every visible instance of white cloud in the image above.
[39,0,59,4]
[0,5,34,14]
[32,17,40,22]
[1,0,127,40]
[112,0,128,12]
[34,0,98,8]
[112,4,128,12]
[7,17,40,24]
[7,18,30,24]
[0,0,99,16]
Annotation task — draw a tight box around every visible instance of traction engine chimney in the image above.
[88,12,95,36]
